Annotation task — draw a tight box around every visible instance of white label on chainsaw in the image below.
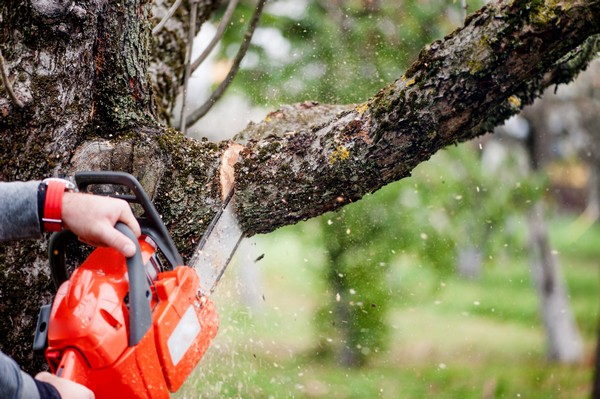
[168,305,201,366]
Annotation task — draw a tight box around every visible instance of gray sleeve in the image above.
[0,351,41,399]
[0,181,42,241]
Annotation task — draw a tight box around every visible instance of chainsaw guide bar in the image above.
[189,190,245,297]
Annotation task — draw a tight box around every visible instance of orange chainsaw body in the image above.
[45,240,219,399]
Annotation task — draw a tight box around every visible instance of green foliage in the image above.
[174,215,599,398]
[219,0,472,105]
[306,141,547,366]
[314,210,395,366]
[410,143,546,262]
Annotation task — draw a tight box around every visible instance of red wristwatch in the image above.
[42,178,76,232]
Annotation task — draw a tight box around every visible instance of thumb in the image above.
[98,225,138,257]
[113,231,138,257]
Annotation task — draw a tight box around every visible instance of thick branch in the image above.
[233,0,600,235]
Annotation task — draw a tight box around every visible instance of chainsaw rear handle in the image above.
[116,222,153,346]
[75,171,183,268]
[49,171,182,290]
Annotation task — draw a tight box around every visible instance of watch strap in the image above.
[41,178,75,232]
[43,180,67,232]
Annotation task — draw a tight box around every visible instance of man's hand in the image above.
[61,193,141,257]
[35,372,95,399]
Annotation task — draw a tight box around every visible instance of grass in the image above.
[173,214,599,398]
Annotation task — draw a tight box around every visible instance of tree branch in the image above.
[190,0,240,73]
[0,49,24,108]
[230,0,600,235]
[152,0,184,35]
[178,0,200,134]
[185,0,267,127]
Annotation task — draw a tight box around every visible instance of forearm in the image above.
[0,181,42,241]
[0,351,41,399]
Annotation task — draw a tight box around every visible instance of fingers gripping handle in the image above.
[75,171,184,267]
[115,222,153,346]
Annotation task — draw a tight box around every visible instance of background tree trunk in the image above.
[527,202,584,362]
[517,59,600,363]
[0,0,599,371]
[593,317,600,398]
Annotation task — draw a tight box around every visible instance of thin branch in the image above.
[544,35,600,89]
[186,0,267,127]
[0,49,24,108]
[152,0,184,35]
[179,0,200,135]
[461,0,468,22]
[191,0,240,73]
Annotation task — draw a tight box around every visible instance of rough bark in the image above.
[0,0,599,371]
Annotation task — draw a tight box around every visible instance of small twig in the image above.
[0,49,24,108]
[186,0,267,127]
[461,0,468,22]
[190,0,240,73]
[545,35,600,90]
[179,0,200,135]
[152,0,184,35]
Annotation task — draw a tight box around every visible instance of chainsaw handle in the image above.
[48,230,77,289]
[75,171,183,268]
[116,222,153,346]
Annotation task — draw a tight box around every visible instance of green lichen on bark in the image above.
[526,0,569,25]
[153,131,227,258]
[235,110,383,235]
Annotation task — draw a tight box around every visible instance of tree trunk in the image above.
[0,0,599,371]
[518,65,600,363]
[593,317,600,398]
[527,201,584,362]
[457,243,483,279]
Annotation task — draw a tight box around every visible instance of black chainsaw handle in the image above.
[48,229,77,289]
[115,222,152,347]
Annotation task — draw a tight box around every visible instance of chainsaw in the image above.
[32,171,244,398]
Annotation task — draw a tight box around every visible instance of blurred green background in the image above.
[176,0,600,397]
[175,148,599,398]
